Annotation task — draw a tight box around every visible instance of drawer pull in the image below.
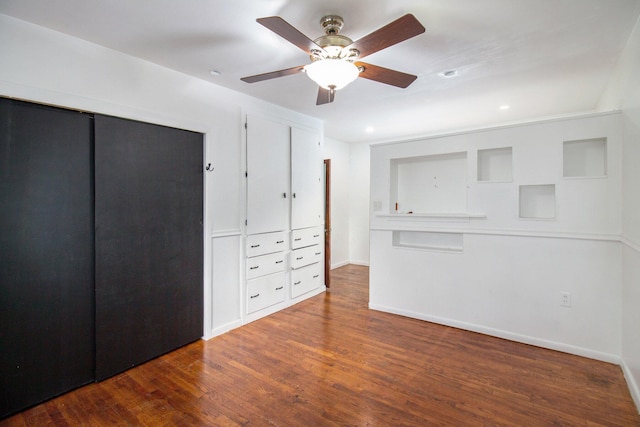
[275,260,284,264]
[249,266,259,270]
[294,238,302,241]
[250,293,260,299]
[275,286,284,291]
[250,244,260,248]
[276,240,284,244]
[296,256,303,260]
[313,275,320,278]
[315,252,321,256]
[313,234,320,238]
[294,281,302,286]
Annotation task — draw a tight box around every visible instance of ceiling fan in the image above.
[241,14,426,105]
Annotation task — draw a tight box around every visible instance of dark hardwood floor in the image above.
[3,265,639,426]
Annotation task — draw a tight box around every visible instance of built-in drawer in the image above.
[246,251,286,280]
[291,245,323,270]
[247,272,286,314]
[246,231,288,258]
[291,263,322,298]
[291,226,323,250]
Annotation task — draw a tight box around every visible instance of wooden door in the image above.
[0,98,94,417]
[324,159,331,288]
[94,115,203,381]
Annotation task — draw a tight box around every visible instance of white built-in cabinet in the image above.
[244,114,325,320]
[291,127,324,229]
[246,115,290,235]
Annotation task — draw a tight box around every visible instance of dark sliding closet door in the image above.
[0,98,94,417]
[94,115,203,380]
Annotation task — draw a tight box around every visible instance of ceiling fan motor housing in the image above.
[320,15,344,35]
[311,16,359,61]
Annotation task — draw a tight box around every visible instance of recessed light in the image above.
[365,126,375,133]
[440,70,457,78]
[209,70,222,76]
[499,105,510,110]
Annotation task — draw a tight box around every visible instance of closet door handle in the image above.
[275,286,284,291]
[296,257,303,260]
[249,266,259,270]
[294,281,301,286]
[250,244,260,248]
[250,293,260,299]
[283,193,287,198]
[275,260,284,264]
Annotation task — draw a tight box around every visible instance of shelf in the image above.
[377,212,486,223]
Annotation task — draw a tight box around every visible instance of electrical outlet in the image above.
[561,292,571,307]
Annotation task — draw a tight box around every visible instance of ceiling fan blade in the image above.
[348,14,425,59]
[316,87,335,105]
[257,16,325,55]
[241,65,305,83]
[355,62,418,88]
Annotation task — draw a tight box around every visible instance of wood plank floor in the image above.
[3,265,639,426]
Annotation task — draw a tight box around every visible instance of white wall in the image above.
[0,14,322,339]
[349,142,371,266]
[602,13,640,412]
[369,112,624,362]
[323,137,351,268]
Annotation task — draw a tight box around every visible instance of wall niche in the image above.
[563,137,607,178]
[390,152,468,214]
[392,230,463,253]
[519,184,556,219]
[477,146,513,182]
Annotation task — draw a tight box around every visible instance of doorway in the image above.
[324,159,331,288]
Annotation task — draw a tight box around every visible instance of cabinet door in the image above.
[246,114,289,235]
[0,98,94,417]
[94,115,203,381]
[291,127,323,230]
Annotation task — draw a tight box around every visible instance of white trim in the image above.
[369,303,621,364]
[376,213,486,221]
[349,260,371,267]
[331,260,350,269]
[371,226,621,243]
[368,110,622,147]
[212,229,242,238]
[622,235,640,254]
[621,359,640,414]
[205,319,243,340]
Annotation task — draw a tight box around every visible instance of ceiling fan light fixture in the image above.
[304,59,360,90]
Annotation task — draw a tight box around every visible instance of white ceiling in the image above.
[1,0,639,143]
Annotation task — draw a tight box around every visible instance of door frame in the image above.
[324,159,331,288]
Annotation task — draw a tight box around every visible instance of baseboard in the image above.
[205,319,243,340]
[349,260,370,267]
[621,358,640,414]
[368,303,621,364]
[331,260,350,269]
